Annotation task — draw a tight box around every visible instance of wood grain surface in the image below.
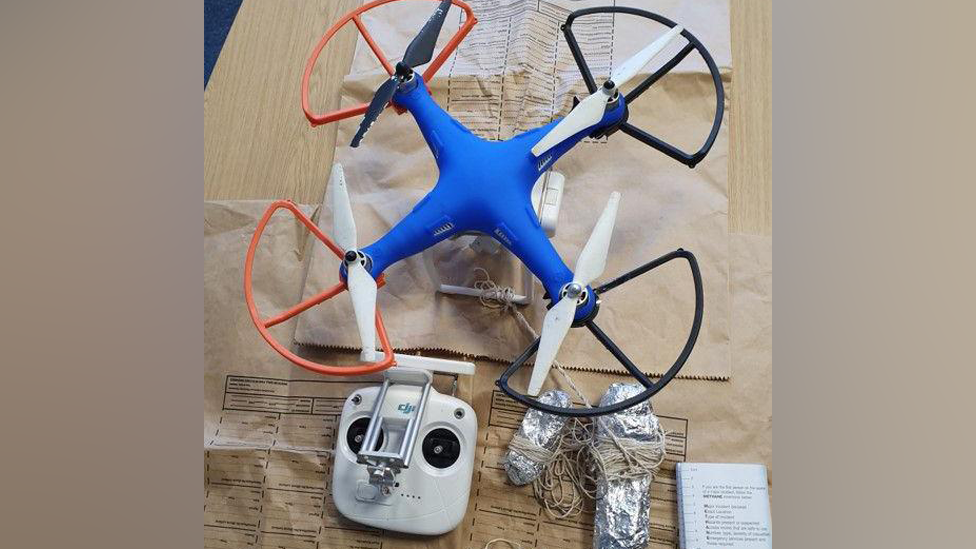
[204,0,771,235]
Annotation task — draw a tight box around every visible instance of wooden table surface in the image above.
[204,0,770,236]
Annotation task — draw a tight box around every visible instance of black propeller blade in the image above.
[351,76,399,148]
[351,0,453,148]
[402,0,453,68]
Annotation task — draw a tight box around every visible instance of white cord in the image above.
[483,539,523,549]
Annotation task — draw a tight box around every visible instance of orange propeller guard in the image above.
[244,200,395,376]
[301,0,477,126]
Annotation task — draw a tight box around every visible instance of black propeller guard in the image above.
[495,249,704,418]
[562,6,726,168]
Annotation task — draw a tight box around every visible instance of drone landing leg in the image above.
[421,239,536,305]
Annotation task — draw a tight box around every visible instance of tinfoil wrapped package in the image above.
[593,383,660,549]
[503,390,571,485]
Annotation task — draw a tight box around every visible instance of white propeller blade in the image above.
[330,164,357,251]
[526,192,622,396]
[347,261,378,360]
[610,25,683,88]
[527,297,577,396]
[531,88,612,157]
[328,163,378,360]
[530,25,683,158]
[573,192,620,286]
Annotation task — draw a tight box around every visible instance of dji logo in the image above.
[397,403,416,414]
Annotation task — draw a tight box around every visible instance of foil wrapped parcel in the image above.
[503,390,571,485]
[593,383,661,549]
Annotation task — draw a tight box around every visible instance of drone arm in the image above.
[522,97,626,163]
[360,188,458,276]
[393,75,472,164]
[492,210,596,321]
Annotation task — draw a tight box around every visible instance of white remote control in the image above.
[332,367,477,535]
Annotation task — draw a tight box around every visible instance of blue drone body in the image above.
[310,1,725,416]
[357,74,626,321]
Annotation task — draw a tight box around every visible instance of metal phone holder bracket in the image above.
[357,367,434,492]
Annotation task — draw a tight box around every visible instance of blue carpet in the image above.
[205,0,244,87]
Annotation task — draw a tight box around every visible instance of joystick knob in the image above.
[346,417,384,454]
[421,428,461,469]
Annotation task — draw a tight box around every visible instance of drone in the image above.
[245,0,724,418]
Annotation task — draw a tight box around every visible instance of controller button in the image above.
[356,482,380,501]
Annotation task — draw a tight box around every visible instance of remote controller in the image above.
[332,367,477,535]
